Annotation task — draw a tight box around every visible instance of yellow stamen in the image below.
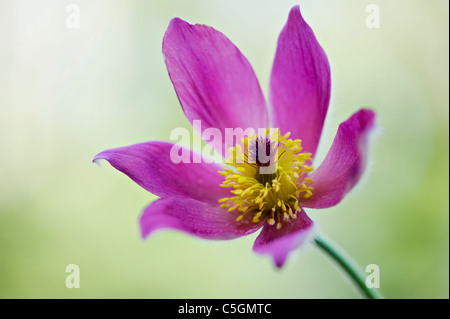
[218,129,314,230]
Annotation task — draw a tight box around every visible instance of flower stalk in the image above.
[314,234,384,299]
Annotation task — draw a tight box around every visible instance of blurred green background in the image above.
[0,0,448,298]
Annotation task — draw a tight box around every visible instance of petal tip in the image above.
[288,4,306,25]
[252,215,315,268]
[163,17,190,53]
[350,108,377,134]
[92,153,107,166]
[289,4,301,15]
[168,17,188,30]
[359,108,376,121]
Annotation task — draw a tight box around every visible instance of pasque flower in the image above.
[94,6,376,268]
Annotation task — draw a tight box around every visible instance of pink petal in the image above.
[269,5,331,157]
[163,18,268,156]
[253,209,314,267]
[93,141,228,205]
[303,109,376,209]
[140,197,263,240]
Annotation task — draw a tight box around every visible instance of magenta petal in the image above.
[303,109,376,209]
[140,197,263,240]
[163,18,268,155]
[93,141,229,205]
[269,6,331,156]
[253,209,314,268]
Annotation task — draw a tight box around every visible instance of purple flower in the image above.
[94,6,376,267]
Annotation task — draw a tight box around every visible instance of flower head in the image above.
[94,6,376,267]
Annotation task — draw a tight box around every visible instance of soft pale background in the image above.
[0,0,448,298]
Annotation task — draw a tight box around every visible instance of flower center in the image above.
[218,130,314,230]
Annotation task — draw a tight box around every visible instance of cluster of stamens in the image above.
[218,129,314,230]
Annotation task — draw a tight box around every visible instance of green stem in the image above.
[314,234,383,299]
